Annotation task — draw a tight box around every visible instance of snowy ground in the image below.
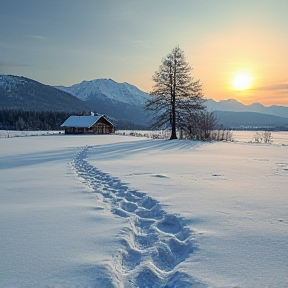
[0,132,288,288]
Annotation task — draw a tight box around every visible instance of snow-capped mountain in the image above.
[55,78,152,125]
[55,78,151,106]
[1,74,287,129]
[0,75,23,90]
[0,75,89,112]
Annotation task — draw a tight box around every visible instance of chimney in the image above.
[91,111,94,116]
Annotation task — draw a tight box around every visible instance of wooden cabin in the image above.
[61,115,114,134]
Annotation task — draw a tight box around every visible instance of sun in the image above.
[232,72,253,90]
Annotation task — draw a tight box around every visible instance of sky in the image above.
[0,0,288,106]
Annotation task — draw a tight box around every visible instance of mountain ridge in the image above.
[1,74,288,129]
[205,98,288,119]
[0,75,89,112]
[214,110,288,129]
[55,78,152,124]
[55,78,151,106]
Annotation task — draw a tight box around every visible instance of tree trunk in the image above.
[170,61,178,140]
[170,94,177,140]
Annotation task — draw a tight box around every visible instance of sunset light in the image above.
[0,0,287,106]
[1,2,288,288]
[232,72,253,91]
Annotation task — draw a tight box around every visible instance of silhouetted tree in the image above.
[146,46,205,139]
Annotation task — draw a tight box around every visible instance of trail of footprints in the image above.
[71,146,198,288]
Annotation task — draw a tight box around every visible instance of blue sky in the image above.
[1,0,288,105]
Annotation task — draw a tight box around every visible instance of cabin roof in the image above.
[61,115,113,128]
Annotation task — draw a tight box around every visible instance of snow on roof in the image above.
[61,115,113,128]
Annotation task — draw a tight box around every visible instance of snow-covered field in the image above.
[1,132,288,288]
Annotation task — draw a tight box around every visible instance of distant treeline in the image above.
[0,109,148,131]
[0,109,73,130]
[113,119,148,130]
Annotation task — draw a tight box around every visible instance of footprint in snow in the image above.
[274,163,288,176]
[70,146,203,288]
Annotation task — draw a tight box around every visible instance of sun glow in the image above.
[232,72,253,90]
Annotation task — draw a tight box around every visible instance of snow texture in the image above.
[71,146,202,287]
[55,78,151,106]
[60,115,112,128]
[1,132,288,288]
[0,75,27,90]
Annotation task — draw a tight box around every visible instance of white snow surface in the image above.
[1,133,288,288]
[55,78,151,106]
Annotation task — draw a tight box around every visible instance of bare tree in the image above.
[181,111,218,140]
[146,46,204,140]
[253,131,273,143]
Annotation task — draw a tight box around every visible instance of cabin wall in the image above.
[64,122,114,134]
[90,122,114,134]
[64,127,85,134]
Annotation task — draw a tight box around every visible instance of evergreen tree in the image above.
[15,117,26,130]
[0,109,73,130]
[146,46,205,139]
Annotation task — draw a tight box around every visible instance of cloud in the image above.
[253,83,288,92]
[0,60,31,69]
[27,35,47,41]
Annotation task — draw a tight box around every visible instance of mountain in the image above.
[214,111,288,129]
[55,79,152,125]
[1,74,288,129]
[56,78,149,106]
[0,75,89,112]
[205,99,288,129]
[205,99,288,119]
